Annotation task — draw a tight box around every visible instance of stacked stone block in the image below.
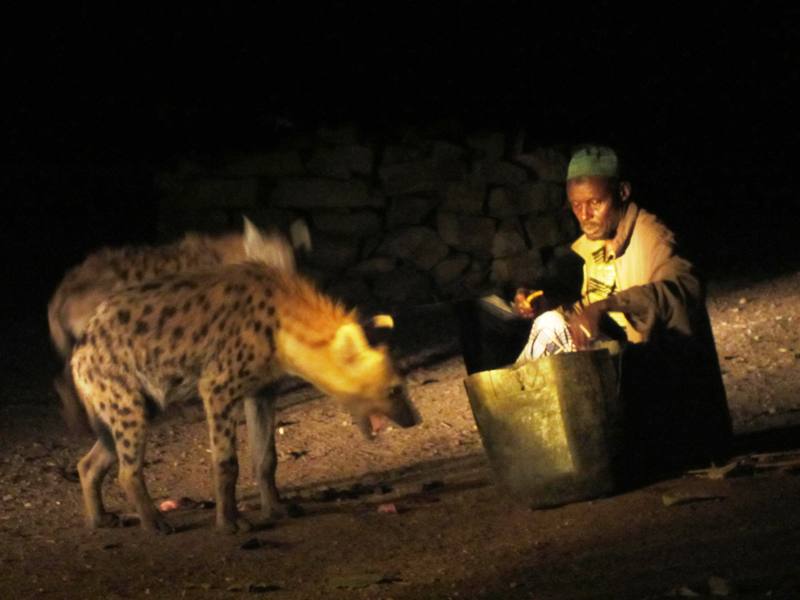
[156,125,574,309]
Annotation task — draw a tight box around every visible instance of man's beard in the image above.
[581,224,604,240]
[581,207,622,241]
[581,222,617,241]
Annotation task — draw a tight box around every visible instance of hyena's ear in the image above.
[289,219,312,254]
[242,216,297,272]
[362,314,394,347]
[332,322,369,366]
[243,215,266,247]
[370,314,394,329]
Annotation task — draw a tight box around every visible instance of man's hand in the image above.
[567,301,606,349]
[512,288,545,319]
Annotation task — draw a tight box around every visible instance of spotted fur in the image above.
[70,263,419,533]
[48,217,308,432]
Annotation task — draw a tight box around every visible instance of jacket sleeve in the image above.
[603,233,703,341]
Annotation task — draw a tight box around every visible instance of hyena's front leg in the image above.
[200,377,252,534]
[112,401,174,534]
[244,394,284,519]
[77,439,119,528]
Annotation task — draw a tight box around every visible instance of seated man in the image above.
[516,144,675,359]
[459,145,733,479]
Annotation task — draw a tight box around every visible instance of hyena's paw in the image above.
[217,515,253,535]
[258,491,286,520]
[141,513,176,535]
[88,511,122,529]
[262,500,287,521]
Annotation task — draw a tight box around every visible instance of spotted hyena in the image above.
[49,217,310,430]
[70,262,419,533]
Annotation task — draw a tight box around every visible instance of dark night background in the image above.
[2,2,798,323]
[3,7,800,594]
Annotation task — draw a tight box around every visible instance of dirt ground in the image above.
[2,269,800,600]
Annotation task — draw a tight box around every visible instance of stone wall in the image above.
[155,124,578,309]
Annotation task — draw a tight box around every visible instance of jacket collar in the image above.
[607,201,639,258]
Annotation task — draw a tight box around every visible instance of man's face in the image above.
[567,176,625,241]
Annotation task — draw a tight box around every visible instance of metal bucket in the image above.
[464,348,623,508]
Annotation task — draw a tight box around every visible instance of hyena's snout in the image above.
[387,384,420,428]
[358,384,421,438]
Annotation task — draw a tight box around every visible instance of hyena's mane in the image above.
[265,266,359,346]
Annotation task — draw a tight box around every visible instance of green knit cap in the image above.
[566,146,619,180]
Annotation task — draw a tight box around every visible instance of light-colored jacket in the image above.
[570,200,732,466]
[571,202,703,343]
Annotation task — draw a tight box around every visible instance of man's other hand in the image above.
[566,301,606,349]
[512,288,545,319]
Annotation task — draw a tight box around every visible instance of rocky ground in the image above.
[1,268,799,599]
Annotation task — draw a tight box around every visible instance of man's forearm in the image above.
[602,288,645,314]
[602,277,700,339]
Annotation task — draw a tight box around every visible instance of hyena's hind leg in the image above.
[77,438,119,528]
[200,374,252,534]
[244,394,284,519]
[111,394,175,534]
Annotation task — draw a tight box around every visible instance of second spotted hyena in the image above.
[49,217,309,431]
[71,262,419,534]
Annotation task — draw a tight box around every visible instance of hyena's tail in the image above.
[56,356,93,436]
[49,282,92,435]
[47,290,74,359]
